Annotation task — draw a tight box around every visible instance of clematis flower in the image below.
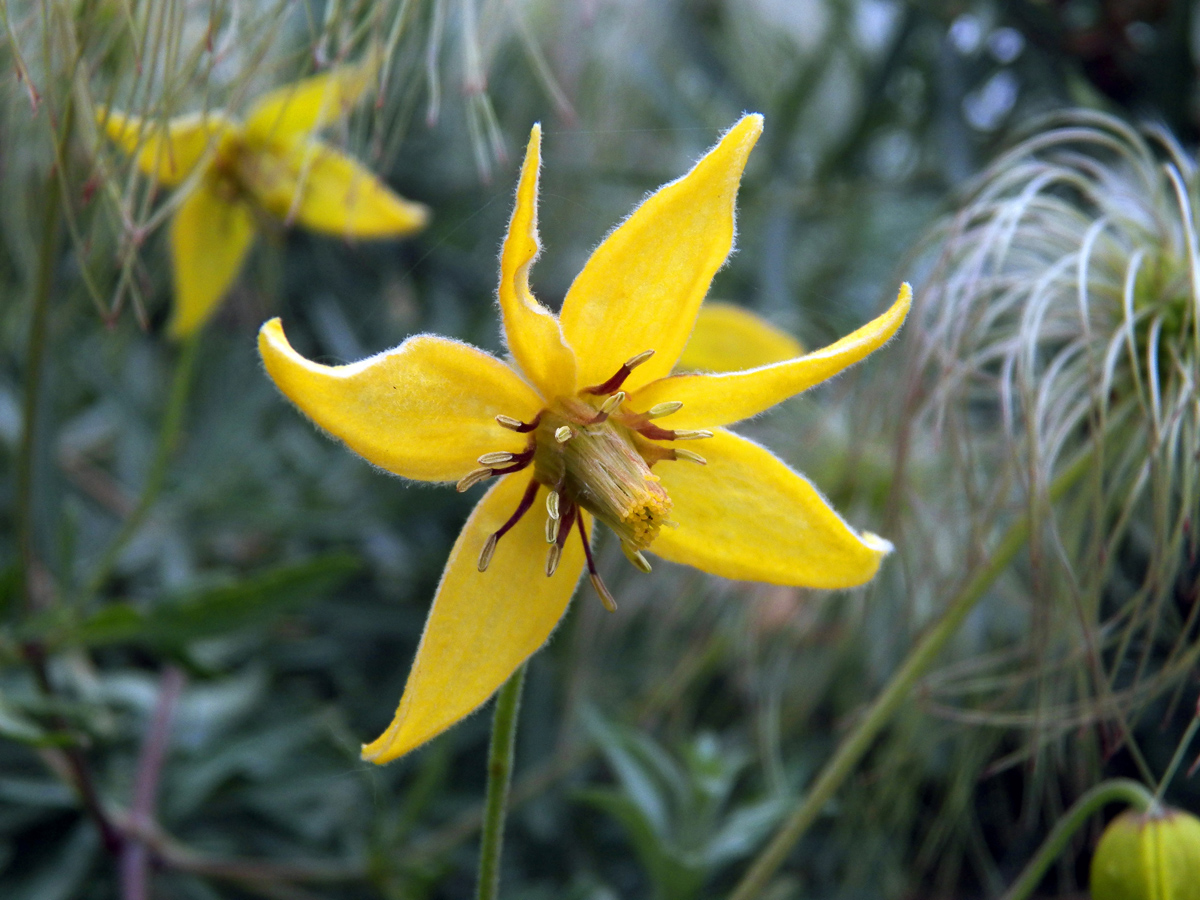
[99,61,428,338]
[258,115,911,764]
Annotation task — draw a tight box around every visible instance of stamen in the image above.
[672,430,713,441]
[478,451,516,466]
[496,413,541,433]
[672,449,706,465]
[477,478,540,572]
[646,401,683,419]
[599,391,625,416]
[546,503,576,575]
[555,425,573,443]
[583,349,655,394]
[589,573,618,613]
[547,490,560,520]
[621,541,652,573]
[545,544,562,577]
[477,534,498,572]
[457,467,493,492]
[624,349,655,370]
[578,515,617,612]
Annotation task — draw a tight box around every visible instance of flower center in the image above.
[462,350,712,611]
[531,398,672,553]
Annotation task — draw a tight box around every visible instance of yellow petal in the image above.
[651,429,891,588]
[676,302,804,373]
[98,108,235,186]
[169,180,257,338]
[558,115,763,393]
[244,60,375,143]
[631,283,911,430]
[258,319,545,482]
[248,139,428,238]
[362,474,585,763]
[497,124,577,398]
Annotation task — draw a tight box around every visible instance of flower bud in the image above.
[1090,807,1200,900]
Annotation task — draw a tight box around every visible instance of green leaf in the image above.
[0,697,75,748]
[30,554,359,650]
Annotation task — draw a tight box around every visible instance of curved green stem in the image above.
[16,169,62,615]
[476,663,527,900]
[85,333,201,597]
[999,779,1156,900]
[728,448,1095,900]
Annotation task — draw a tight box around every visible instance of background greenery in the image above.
[1,0,1198,897]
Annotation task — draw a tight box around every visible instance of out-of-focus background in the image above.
[1,1,1198,897]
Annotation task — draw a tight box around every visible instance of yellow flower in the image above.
[258,115,911,764]
[98,62,428,338]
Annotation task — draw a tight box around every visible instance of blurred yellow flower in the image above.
[259,115,910,764]
[99,62,428,338]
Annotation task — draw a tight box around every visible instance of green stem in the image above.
[16,170,62,614]
[85,333,201,597]
[1153,705,1200,804]
[999,779,1156,900]
[475,664,527,900]
[728,449,1095,900]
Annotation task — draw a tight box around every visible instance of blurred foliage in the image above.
[1,0,1199,898]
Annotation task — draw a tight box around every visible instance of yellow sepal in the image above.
[258,319,544,482]
[244,60,376,143]
[559,114,763,393]
[98,108,235,187]
[650,429,891,588]
[632,283,911,430]
[676,302,804,373]
[256,139,428,238]
[362,475,585,763]
[169,180,257,338]
[497,124,577,398]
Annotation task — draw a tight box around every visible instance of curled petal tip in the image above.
[861,532,894,555]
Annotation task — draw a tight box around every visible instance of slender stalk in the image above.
[999,779,1156,900]
[728,449,1095,900]
[86,333,202,597]
[1153,700,1200,803]
[120,666,185,900]
[475,664,527,900]
[16,169,62,614]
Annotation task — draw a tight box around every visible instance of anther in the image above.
[545,515,559,543]
[621,542,652,574]
[672,430,713,441]
[673,449,707,465]
[545,544,562,577]
[495,412,541,433]
[478,451,516,466]
[457,467,493,492]
[589,573,618,613]
[599,391,626,416]
[477,534,499,572]
[555,425,573,443]
[624,349,655,370]
[547,490,560,520]
[646,401,683,419]
[577,515,618,612]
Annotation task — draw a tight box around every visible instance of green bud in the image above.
[1090,807,1200,900]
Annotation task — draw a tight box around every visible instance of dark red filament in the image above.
[491,478,540,543]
